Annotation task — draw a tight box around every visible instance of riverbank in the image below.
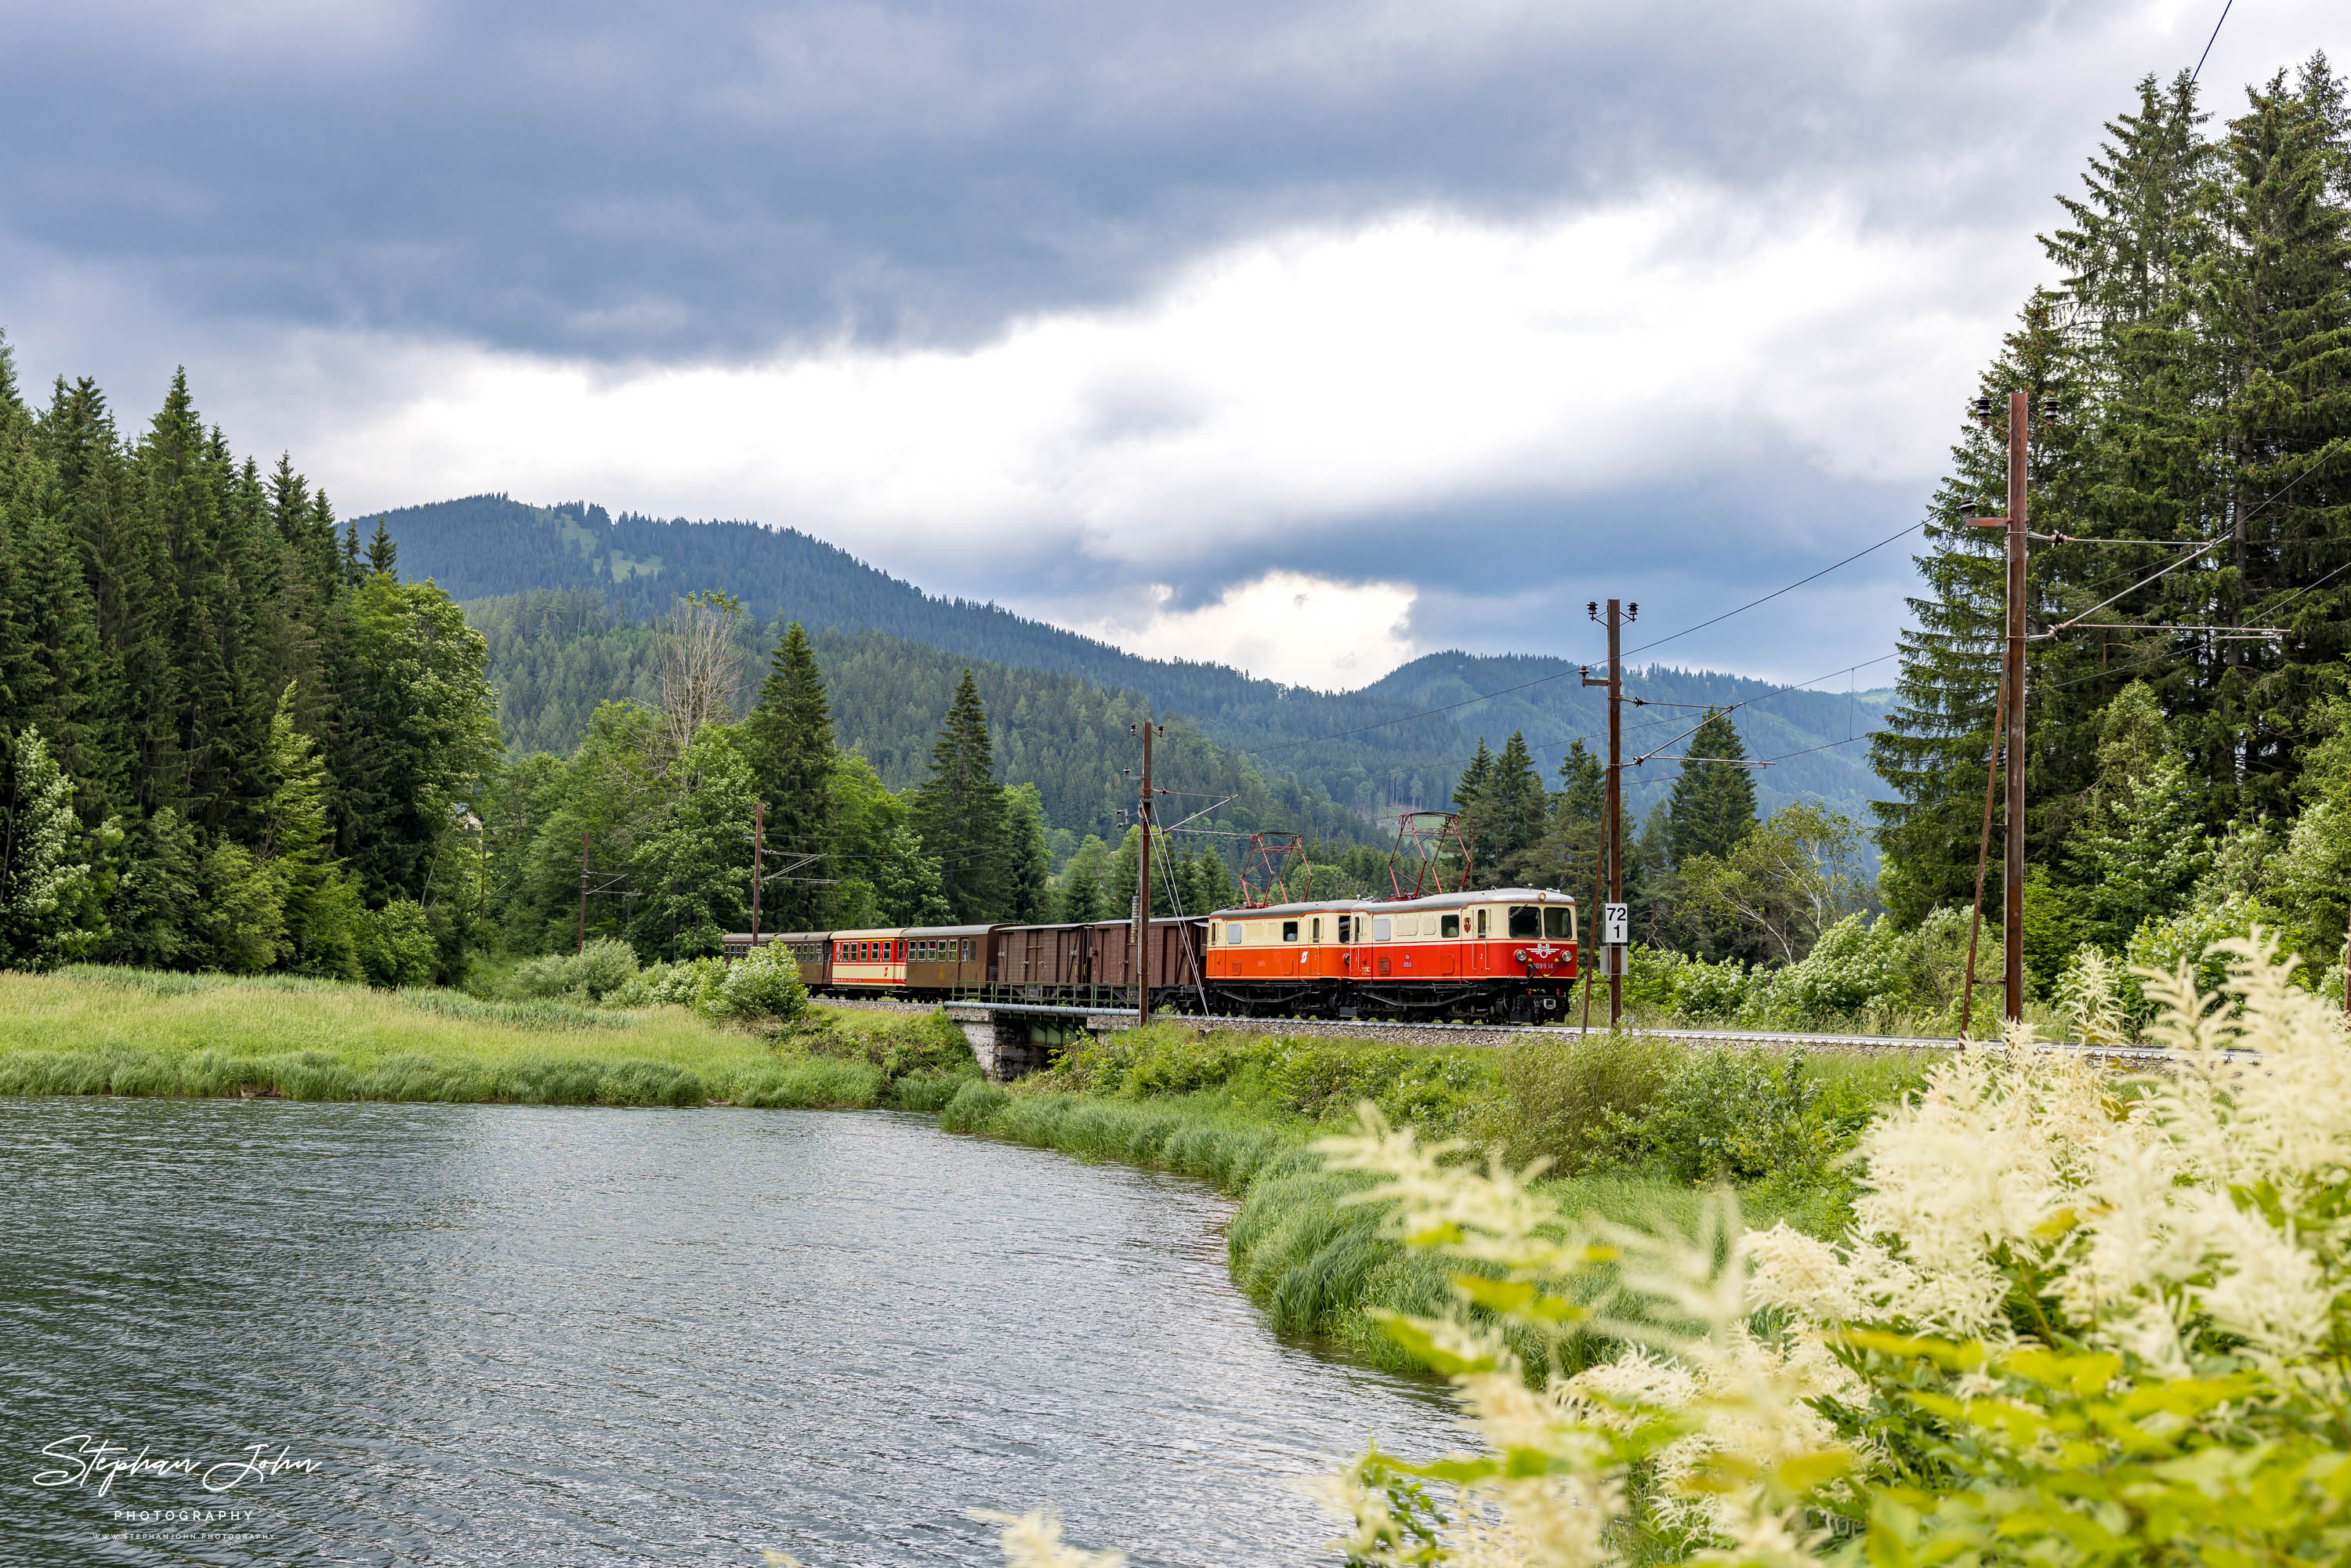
[928,1021,1928,1370]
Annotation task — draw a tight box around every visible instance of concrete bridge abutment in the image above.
[944,1003,1131,1082]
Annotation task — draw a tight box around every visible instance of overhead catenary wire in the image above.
[2191,0,2234,82]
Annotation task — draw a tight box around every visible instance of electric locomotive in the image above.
[1202,887,1576,1023]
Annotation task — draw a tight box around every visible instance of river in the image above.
[1,1098,1457,1566]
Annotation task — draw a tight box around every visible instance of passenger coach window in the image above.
[1282,920,1298,943]
[1546,907,1573,940]
[1509,906,1541,940]
[1441,914,1460,939]
[1337,914,1353,943]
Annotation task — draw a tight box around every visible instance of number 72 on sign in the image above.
[1602,902,1629,946]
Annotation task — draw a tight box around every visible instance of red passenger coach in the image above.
[1204,888,1576,1023]
[829,928,907,992]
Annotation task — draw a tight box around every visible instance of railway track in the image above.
[815,996,2212,1064]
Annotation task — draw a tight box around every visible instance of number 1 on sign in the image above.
[1602,903,1629,946]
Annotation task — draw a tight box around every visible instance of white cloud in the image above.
[1067,571,1418,690]
[278,183,2014,585]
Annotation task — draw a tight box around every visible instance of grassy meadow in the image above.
[0,966,961,1110]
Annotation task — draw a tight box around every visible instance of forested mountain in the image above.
[463,588,1889,845]
[392,502,1894,821]
[466,590,1381,851]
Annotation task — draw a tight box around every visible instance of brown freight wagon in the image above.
[1084,917,1209,1003]
[905,925,992,996]
[989,923,1092,995]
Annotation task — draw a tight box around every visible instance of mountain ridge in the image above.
[376,494,1893,823]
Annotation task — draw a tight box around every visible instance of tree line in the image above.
[1873,56,2351,997]
[0,338,499,982]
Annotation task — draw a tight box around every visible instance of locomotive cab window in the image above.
[1372,916,1392,942]
[1545,907,1573,940]
[1440,914,1460,939]
[1282,920,1299,943]
[1508,906,1541,940]
[1310,917,1321,943]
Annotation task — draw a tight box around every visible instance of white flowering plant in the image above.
[1302,936,2351,1566]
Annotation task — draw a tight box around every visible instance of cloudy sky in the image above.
[5,1,2341,690]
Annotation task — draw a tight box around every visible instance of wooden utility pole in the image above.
[1958,656,2009,1040]
[749,800,765,949]
[1135,715,1156,1024]
[1966,390,2030,1025]
[1580,599,1629,1028]
[2001,393,2029,1026]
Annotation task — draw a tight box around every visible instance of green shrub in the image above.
[1034,1025,1498,1138]
[353,900,437,989]
[807,1009,969,1071]
[713,940,809,1023]
[1609,1048,1831,1185]
[510,937,643,1003]
[1497,1032,1677,1173]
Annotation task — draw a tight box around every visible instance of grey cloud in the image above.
[4,0,2155,364]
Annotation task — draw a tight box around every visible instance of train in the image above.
[723,886,1579,1023]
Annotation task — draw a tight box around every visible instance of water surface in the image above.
[0,1098,1452,1566]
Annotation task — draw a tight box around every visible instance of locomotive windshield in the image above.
[1507,906,1574,940]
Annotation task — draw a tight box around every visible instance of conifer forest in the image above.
[0,58,2346,1030]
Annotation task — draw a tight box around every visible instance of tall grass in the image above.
[0,969,926,1109]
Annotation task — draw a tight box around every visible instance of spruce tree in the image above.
[914,669,1008,921]
[1871,299,2078,925]
[362,517,396,577]
[1489,731,1548,881]
[1056,835,1109,923]
[2182,61,2351,823]
[139,368,263,835]
[1666,709,1756,866]
[41,375,172,823]
[1556,738,1603,829]
[1451,737,1496,875]
[1003,783,1052,922]
[744,621,837,927]
[1550,737,1607,905]
[258,683,358,977]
